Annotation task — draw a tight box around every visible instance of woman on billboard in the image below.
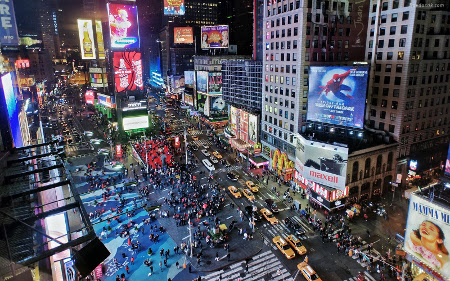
[407,220,450,271]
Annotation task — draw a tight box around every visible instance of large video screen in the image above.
[77,19,96,60]
[208,72,222,95]
[95,20,105,59]
[164,0,185,15]
[404,193,450,279]
[196,71,208,93]
[445,144,450,176]
[197,94,207,114]
[113,52,143,93]
[307,66,368,129]
[184,71,195,88]
[295,134,348,190]
[85,90,95,105]
[123,115,149,131]
[209,96,227,117]
[1,73,22,147]
[107,3,140,49]
[201,26,229,49]
[171,75,185,90]
[248,113,258,144]
[230,106,238,135]
[174,27,193,44]
[240,111,249,142]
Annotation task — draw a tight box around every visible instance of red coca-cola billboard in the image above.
[113,51,143,93]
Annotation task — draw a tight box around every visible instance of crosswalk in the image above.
[188,129,202,136]
[214,165,241,174]
[65,144,94,153]
[263,215,311,240]
[343,271,377,281]
[202,250,293,281]
[192,139,214,147]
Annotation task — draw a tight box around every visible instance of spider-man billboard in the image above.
[113,52,143,93]
[307,66,368,129]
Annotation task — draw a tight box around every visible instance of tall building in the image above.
[38,0,62,60]
[365,0,450,177]
[253,0,264,61]
[184,0,219,26]
[261,0,369,160]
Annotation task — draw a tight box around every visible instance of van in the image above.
[202,159,215,171]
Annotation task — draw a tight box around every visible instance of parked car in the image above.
[265,199,279,213]
[226,172,239,181]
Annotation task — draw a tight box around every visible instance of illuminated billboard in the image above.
[307,66,369,129]
[174,27,193,44]
[230,106,238,134]
[201,26,229,49]
[0,0,19,45]
[107,3,140,49]
[113,52,143,93]
[95,20,106,59]
[77,19,96,60]
[248,113,258,144]
[185,71,195,88]
[404,193,450,279]
[209,96,226,117]
[164,0,185,15]
[208,72,222,95]
[123,115,149,131]
[184,94,193,106]
[295,134,348,190]
[85,90,95,105]
[197,94,207,114]
[97,93,115,108]
[445,144,450,176]
[171,75,185,90]
[196,71,208,93]
[1,73,22,147]
[240,111,249,142]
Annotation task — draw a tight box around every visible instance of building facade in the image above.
[365,0,450,178]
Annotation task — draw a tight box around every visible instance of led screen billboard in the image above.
[184,94,193,106]
[164,0,185,15]
[123,115,149,131]
[174,27,193,44]
[445,144,450,176]
[113,52,143,93]
[184,71,195,88]
[201,26,229,49]
[95,20,105,59]
[85,90,95,105]
[171,75,185,90]
[77,19,96,60]
[295,134,348,190]
[0,0,19,45]
[107,3,140,49]
[197,94,207,114]
[404,193,450,279]
[230,106,237,134]
[208,72,222,95]
[1,73,22,147]
[196,71,208,93]
[209,96,226,117]
[248,113,258,144]
[97,93,115,108]
[307,66,368,129]
[240,111,249,142]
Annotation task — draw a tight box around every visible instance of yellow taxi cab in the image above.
[192,136,199,141]
[260,208,278,225]
[246,181,259,192]
[297,262,322,281]
[273,236,296,259]
[228,186,241,198]
[212,151,222,159]
[242,189,255,201]
[286,234,307,255]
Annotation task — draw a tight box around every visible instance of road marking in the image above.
[182,235,189,240]
[226,216,233,220]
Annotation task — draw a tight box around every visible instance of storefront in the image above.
[271,149,294,181]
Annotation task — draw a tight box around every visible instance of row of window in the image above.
[264,108,295,122]
[265,52,298,62]
[266,40,298,50]
[306,39,349,49]
[401,119,448,135]
[264,74,297,85]
[370,25,408,36]
[371,11,410,25]
[306,13,352,25]
[267,0,301,17]
[350,153,393,183]
[373,75,402,86]
[410,63,450,73]
[417,12,450,24]
[374,0,410,12]
[265,64,297,74]
[367,51,404,61]
[267,27,298,39]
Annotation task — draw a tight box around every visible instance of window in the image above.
[399,38,406,47]
[396,64,403,73]
[380,111,386,119]
[387,52,393,60]
[393,89,400,97]
[379,27,386,36]
[392,101,398,109]
[390,113,397,121]
[401,25,408,34]
[385,64,392,72]
[398,51,404,60]
[388,39,394,47]
[390,26,396,35]
[384,76,390,84]
[382,2,388,11]
[403,11,409,20]
[394,77,401,85]
[381,15,387,23]
[392,13,398,22]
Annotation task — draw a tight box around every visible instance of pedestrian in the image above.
[176,261,180,269]
[245,264,248,272]
[150,265,153,275]
[227,253,230,261]
[131,256,134,265]
[189,263,192,273]
[159,261,163,271]
[125,265,129,274]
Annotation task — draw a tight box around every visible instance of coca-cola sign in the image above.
[113,51,143,93]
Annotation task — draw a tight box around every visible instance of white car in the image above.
[210,156,219,164]
[203,144,210,149]
[201,149,210,157]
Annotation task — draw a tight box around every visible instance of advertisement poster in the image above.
[445,144,450,176]
[1,73,22,147]
[248,113,258,144]
[123,115,149,131]
[204,96,210,117]
[171,75,185,90]
[197,94,207,114]
[85,90,95,105]
[208,72,222,95]
[95,20,105,59]
[209,96,227,117]
[201,25,229,49]
[108,3,140,49]
[97,93,115,108]
[295,134,348,190]
[113,52,143,93]
[184,94,194,106]
[174,27,193,44]
[230,106,237,134]
[184,71,195,88]
[0,0,19,45]
[404,193,450,279]
[196,71,208,93]
[164,0,185,15]
[240,111,249,143]
[307,66,368,129]
[77,19,96,59]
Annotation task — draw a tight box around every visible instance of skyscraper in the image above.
[365,0,450,175]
